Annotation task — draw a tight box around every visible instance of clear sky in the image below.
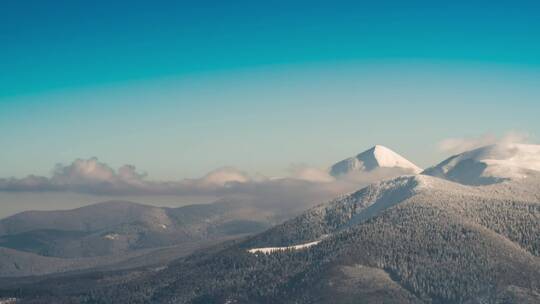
[2,0,540,180]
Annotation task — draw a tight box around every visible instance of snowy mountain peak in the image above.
[423,143,540,185]
[329,145,422,177]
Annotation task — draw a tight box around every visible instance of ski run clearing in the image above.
[248,240,321,254]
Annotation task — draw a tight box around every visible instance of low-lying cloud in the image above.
[0,158,411,213]
[0,158,252,195]
[437,131,531,155]
[287,164,335,183]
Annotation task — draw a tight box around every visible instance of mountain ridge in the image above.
[1,143,540,303]
[30,171,537,304]
[424,143,540,185]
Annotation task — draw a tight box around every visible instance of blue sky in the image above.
[1,0,540,179]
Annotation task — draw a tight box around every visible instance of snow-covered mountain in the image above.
[42,164,537,304]
[423,143,540,185]
[329,145,422,177]
[3,143,540,303]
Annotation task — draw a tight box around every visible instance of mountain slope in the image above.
[423,143,540,185]
[144,176,540,304]
[329,145,422,177]
[2,144,540,303]
[0,199,274,276]
[0,201,171,236]
[0,237,238,278]
[5,174,538,303]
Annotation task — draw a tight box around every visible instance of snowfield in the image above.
[248,240,322,254]
[424,143,540,185]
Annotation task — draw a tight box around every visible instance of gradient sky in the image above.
[1,0,540,180]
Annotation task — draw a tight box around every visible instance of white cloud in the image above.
[287,164,335,183]
[437,131,531,155]
[195,167,251,187]
[0,157,412,214]
[0,158,280,196]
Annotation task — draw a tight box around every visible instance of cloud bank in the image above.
[0,158,252,195]
[4,132,532,202]
[0,158,412,213]
[437,131,530,155]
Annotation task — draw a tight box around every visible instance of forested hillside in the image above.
[3,175,539,303]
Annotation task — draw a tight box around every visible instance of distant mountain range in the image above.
[0,144,420,277]
[0,199,274,276]
[1,143,539,303]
